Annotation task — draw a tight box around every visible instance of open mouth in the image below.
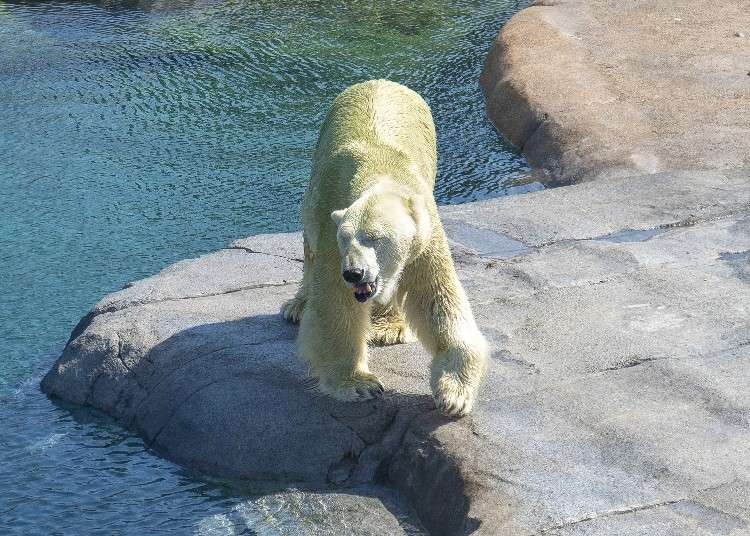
[354,279,378,302]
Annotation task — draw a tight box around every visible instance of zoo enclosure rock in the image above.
[42,171,750,534]
[43,0,750,533]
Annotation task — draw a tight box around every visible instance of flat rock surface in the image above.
[42,175,750,534]
[43,1,750,534]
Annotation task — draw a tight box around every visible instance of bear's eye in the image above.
[362,232,382,243]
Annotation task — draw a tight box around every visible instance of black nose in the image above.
[342,268,364,284]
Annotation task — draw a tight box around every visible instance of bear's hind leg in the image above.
[282,235,313,324]
[368,302,415,346]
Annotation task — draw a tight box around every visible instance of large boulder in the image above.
[481,0,750,185]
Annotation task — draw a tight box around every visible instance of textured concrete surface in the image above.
[43,0,750,534]
[481,0,750,185]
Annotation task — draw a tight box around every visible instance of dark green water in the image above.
[0,0,529,533]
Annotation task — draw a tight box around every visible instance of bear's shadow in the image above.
[68,308,454,525]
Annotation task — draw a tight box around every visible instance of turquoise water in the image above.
[0,0,528,532]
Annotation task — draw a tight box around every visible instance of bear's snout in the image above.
[353,279,377,302]
[343,267,378,302]
[342,268,365,284]
[342,268,365,285]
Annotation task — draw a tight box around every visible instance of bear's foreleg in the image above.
[404,251,488,416]
[430,338,487,416]
[297,260,384,400]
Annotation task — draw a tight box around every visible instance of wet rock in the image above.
[196,486,427,535]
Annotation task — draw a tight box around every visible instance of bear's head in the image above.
[331,183,431,305]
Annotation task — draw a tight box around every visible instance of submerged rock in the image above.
[195,486,427,536]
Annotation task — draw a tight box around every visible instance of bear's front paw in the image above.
[319,372,385,402]
[281,296,305,324]
[433,373,477,417]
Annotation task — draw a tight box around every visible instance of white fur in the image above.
[281,80,487,416]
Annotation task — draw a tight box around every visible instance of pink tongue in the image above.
[356,282,372,294]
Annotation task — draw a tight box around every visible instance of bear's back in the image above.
[313,80,437,188]
[302,81,438,254]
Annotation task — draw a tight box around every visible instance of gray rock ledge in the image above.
[42,170,750,534]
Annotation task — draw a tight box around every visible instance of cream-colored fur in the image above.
[282,79,487,416]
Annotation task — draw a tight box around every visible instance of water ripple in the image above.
[1,0,529,533]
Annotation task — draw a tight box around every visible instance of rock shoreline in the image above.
[43,1,750,534]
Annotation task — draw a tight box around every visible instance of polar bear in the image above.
[282,79,487,416]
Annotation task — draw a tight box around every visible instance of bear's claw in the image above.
[433,373,476,417]
[319,373,385,401]
[281,296,305,324]
[355,381,384,399]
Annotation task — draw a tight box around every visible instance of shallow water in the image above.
[0,0,528,532]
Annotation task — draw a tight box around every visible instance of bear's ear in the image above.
[330,209,346,227]
[407,195,431,245]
